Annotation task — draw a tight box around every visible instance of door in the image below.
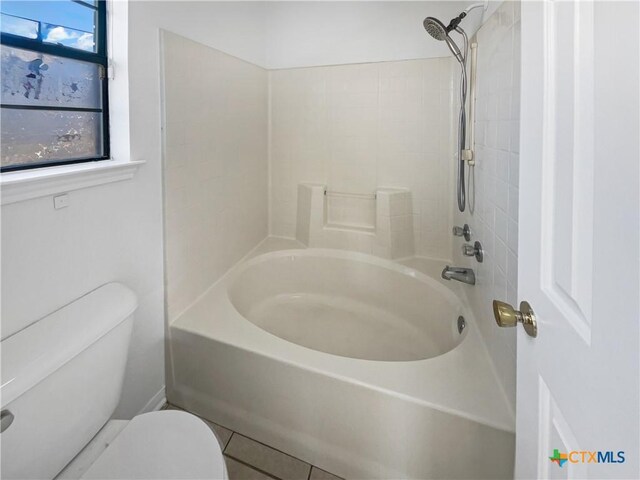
[515,1,639,479]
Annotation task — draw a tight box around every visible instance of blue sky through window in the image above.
[1,1,94,33]
[1,1,96,51]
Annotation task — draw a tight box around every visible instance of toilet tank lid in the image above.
[1,283,137,408]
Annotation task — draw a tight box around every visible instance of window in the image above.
[1,0,109,172]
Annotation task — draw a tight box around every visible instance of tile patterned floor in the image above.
[162,404,343,480]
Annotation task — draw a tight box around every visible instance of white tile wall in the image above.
[451,1,521,412]
[162,31,268,321]
[269,58,455,260]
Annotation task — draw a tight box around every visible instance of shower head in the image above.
[423,16,448,41]
[422,16,464,63]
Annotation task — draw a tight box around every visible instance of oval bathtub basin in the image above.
[227,250,464,361]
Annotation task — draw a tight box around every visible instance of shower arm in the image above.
[449,1,488,31]
[464,2,488,15]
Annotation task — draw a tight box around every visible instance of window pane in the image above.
[1,109,102,168]
[1,13,38,39]
[42,23,94,52]
[1,1,97,52]
[1,46,101,109]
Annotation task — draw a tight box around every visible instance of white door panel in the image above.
[515,1,639,478]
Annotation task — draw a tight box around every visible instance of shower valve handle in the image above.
[462,241,483,263]
[452,224,471,241]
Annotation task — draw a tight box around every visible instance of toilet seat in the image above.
[82,411,227,479]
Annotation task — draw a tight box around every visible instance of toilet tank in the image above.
[1,283,137,480]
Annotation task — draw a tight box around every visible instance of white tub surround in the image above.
[161,31,268,322]
[168,243,514,479]
[296,183,414,259]
[269,58,455,260]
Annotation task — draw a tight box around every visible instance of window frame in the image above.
[0,0,110,172]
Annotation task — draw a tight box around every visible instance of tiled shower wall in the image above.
[452,1,521,411]
[162,32,268,321]
[269,58,455,259]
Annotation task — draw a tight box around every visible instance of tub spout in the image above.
[441,266,475,285]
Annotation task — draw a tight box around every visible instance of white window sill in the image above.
[1,160,145,205]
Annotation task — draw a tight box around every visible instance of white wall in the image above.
[269,58,455,259]
[264,1,476,69]
[451,0,520,411]
[135,1,268,67]
[1,175,167,418]
[0,0,166,419]
[161,31,268,322]
[123,1,490,70]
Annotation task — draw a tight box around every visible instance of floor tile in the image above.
[309,467,343,480]
[164,404,343,480]
[225,457,274,480]
[225,434,311,480]
[162,404,232,449]
[203,419,233,449]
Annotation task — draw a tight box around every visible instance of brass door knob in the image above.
[0,410,14,433]
[492,300,538,338]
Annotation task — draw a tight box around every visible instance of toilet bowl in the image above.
[81,411,227,480]
[0,283,226,480]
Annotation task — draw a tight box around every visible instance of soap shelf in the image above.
[324,189,377,200]
[324,223,376,235]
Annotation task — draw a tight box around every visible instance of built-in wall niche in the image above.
[296,183,414,259]
[325,191,376,233]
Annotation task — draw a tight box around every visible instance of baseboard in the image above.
[137,386,166,415]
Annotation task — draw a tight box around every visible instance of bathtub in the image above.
[169,239,515,479]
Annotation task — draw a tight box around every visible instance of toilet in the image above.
[0,283,227,480]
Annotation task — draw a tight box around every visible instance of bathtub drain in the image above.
[457,316,466,334]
